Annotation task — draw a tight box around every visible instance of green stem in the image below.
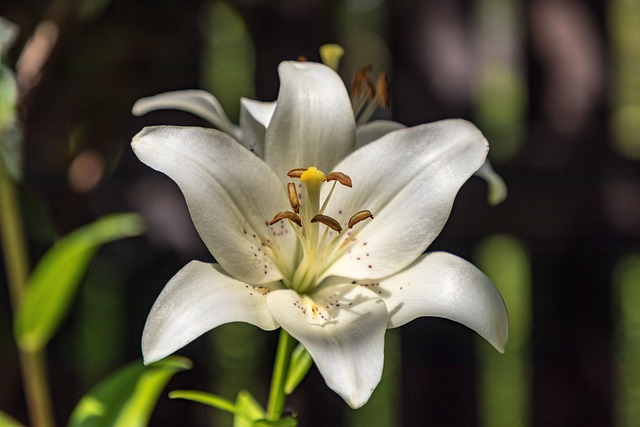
[266,329,296,421]
[0,159,55,427]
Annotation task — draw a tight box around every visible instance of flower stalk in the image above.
[266,329,297,421]
[0,157,55,427]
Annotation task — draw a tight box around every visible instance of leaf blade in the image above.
[14,213,145,352]
[67,356,191,427]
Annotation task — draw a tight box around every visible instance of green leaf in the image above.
[0,65,22,181]
[168,389,269,427]
[253,417,298,427]
[0,17,19,57]
[284,344,313,395]
[0,65,17,126]
[233,390,265,427]
[168,390,236,414]
[67,357,191,427]
[0,409,25,427]
[14,213,145,352]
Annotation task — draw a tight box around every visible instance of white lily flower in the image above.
[132,61,508,409]
[132,61,507,205]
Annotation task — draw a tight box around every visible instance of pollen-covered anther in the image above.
[326,171,352,188]
[287,182,300,213]
[287,168,307,179]
[269,211,302,227]
[348,210,374,229]
[311,214,343,233]
[376,73,390,108]
[352,65,375,99]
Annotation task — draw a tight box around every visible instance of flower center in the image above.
[269,167,373,293]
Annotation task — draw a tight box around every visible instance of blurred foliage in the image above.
[201,0,255,122]
[473,0,526,163]
[0,410,25,427]
[613,254,640,427]
[610,0,640,159]
[475,234,531,427]
[68,356,191,427]
[15,213,145,352]
[0,17,22,182]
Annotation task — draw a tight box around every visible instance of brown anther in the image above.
[376,73,390,108]
[325,171,352,188]
[351,65,375,99]
[311,214,343,233]
[287,168,307,178]
[348,210,374,229]
[269,211,302,227]
[287,183,300,213]
[297,55,308,62]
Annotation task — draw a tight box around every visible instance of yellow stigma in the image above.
[300,167,326,184]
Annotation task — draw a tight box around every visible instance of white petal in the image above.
[132,126,297,284]
[355,120,405,149]
[132,90,239,138]
[266,284,388,408]
[240,97,276,128]
[142,261,279,364]
[474,159,508,205]
[264,61,356,179]
[238,98,276,158]
[381,252,508,352]
[324,119,489,280]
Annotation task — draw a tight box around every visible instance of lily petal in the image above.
[324,119,489,280]
[264,61,356,179]
[266,284,388,408]
[355,120,405,149]
[356,121,507,205]
[238,98,276,158]
[142,261,279,365]
[474,159,508,205]
[240,97,276,128]
[382,252,509,352]
[132,90,239,138]
[132,126,297,284]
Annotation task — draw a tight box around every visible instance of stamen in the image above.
[269,211,302,227]
[287,183,300,213]
[376,73,390,108]
[287,168,307,178]
[326,171,352,188]
[352,65,375,99]
[269,167,375,294]
[348,210,374,228]
[311,214,343,233]
[319,181,337,214]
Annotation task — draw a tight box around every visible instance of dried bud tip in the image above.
[348,210,374,229]
[297,55,308,62]
[311,214,343,233]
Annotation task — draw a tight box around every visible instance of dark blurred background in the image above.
[1,0,638,426]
